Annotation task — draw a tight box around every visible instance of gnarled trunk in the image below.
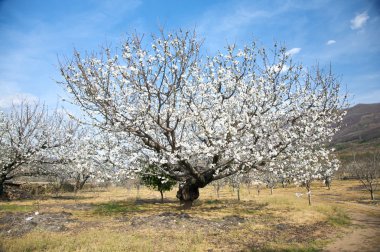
[176,171,214,209]
[176,182,200,209]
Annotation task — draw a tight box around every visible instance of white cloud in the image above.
[326,40,336,45]
[350,12,369,30]
[0,93,39,108]
[285,48,301,56]
[268,64,289,74]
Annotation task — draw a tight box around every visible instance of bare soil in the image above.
[0,211,75,236]
[324,203,380,252]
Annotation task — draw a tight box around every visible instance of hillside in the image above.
[332,103,380,154]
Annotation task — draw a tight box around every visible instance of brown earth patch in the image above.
[0,211,76,236]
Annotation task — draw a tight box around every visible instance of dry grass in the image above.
[0,180,378,251]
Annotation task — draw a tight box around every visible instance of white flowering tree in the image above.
[211,178,226,198]
[262,171,279,195]
[47,129,96,192]
[285,149,340,205]
[228,172,244,201]
[48,128,131,191]
[0,101,78,197]
[59,30,346,208]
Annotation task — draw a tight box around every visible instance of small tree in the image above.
[255,169,280,195]
[322,173,332,190]
[140,164,177,203]
[228,173,244,201]
[285,149,339,206]
[349,153,379,201]
[248,169,278,195]
[211,179,225,198]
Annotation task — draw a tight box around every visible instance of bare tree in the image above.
[349,153,379,201]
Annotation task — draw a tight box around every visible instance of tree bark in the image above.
[176,170,214,209]
[0,175,6,197]
[160,190,164,203]
[370,189,375,201]
[176,182,200,209]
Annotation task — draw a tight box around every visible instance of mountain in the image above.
[333,103,380,143]
[332,103,380,154]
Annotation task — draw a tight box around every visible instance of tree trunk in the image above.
[136,183,140,199]
[176,182,200,209]
[306,183,312,206]
[0,174,8,198]
[74,174,81,193]
[325,178,331,190]
[370,189,375,201]
[0,179,5,197]
[55,177,65,196]
[176,171,214,209]
[215,184,220,198]
[79,175,90,190]
[270,187,273,195]
[237,187,240,201]
[160,190,164,203]
[257,185,261,196]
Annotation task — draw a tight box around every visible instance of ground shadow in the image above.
[50,195,94,200]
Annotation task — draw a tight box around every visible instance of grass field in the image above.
[0,180,379,251]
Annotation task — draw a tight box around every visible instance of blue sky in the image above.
[0,0,379,108]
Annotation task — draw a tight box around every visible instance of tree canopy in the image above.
[59,30,346,207]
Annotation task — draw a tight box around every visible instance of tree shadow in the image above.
[134,198,178,205]
[50,195,94,200]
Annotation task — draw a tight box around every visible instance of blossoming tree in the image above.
[268,148,340,205]
[59,30,346,208]
[0,101,78,196]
